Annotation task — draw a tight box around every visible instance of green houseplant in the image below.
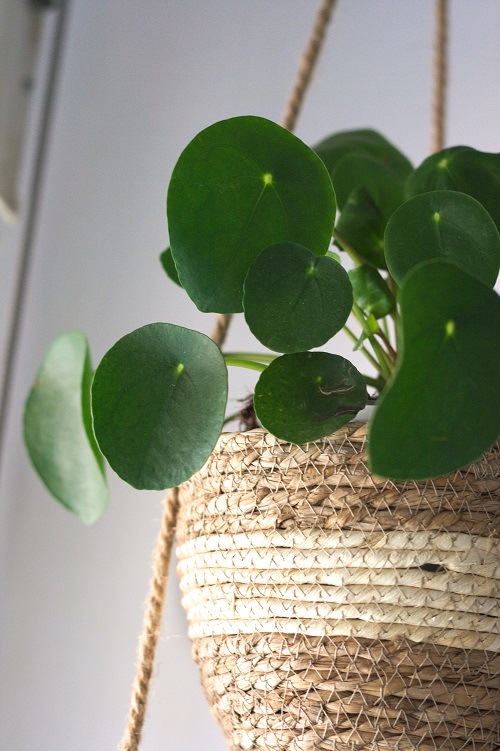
[23,115,500,523]
[22,115,500,750]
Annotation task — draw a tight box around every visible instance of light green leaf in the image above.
[23,331,108,524]
[167,116,336,313]
[92,323,227,489]
[368,260,500,480]
[385,190,500,287]
[254,352,367,444]
[243,243,353,353]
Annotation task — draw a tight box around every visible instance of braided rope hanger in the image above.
[119,2,338,748]
[119,1,449,748]
[432,0,448,153]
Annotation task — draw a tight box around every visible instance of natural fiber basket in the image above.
[176,423,500,750]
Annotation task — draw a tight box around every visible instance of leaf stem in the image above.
[386,273,398,300]
[352,303,392,380]
[344,325,379,371]
[362,374,385,391]
[224,357,267,373]
[332,228,363,266]
[382,315,391,341]
[386,274,400,350]
[376,329,397,361]
[224,352,276,363]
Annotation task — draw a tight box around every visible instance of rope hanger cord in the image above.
[119,1,338,749]
[431,0,448,153]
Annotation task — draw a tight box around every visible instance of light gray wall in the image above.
[1,2,499,749]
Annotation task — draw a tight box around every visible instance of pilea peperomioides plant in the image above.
[24,116,500,523]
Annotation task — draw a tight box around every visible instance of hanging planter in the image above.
[177,425,500,750]
[19,1,500,749]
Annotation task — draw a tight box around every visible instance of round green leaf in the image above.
[385,190,500,287]
[23,331,108,524]
[331,152,407,217]
[243,243,353,353]
[254,352,367,444]
[92,323,228,489]
[314,129,413,185]
[368,259,500,480]
[405,146,500,232]
[317,132,410,265]
[336,188,387,269]
[160,247,182,287]
[348,265,395,319]
[167,116,336,313]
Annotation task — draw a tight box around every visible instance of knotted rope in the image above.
[119,2,337,748]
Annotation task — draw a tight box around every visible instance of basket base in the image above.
[193,633,500,751]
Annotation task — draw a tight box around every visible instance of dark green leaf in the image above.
[167,116,336,313]
[330,152,407,217]
[243,243,353,353]
[92,323,227,489]
[385,190,500,287]
[368,260,500,480]
[348,265,395,318]
[336,188,387,268]
[254,352,367,444]
[160,247,182,287]
[314,129,412,185]
[23,331,108,524]
[405,146,500,232]
[315,131,412,270]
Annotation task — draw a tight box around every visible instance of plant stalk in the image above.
[352,304,392,380]
[224,357,267,373]
[332,228,363,266]
[343,325,380,372]
[362,374,385,391]
[224,352,276,363]
[376,329,397,361]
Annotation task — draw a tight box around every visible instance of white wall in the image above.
[1,2,499,750]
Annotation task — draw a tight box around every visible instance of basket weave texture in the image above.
[176,424,500,750]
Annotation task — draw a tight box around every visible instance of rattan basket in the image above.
[176,423,500,751]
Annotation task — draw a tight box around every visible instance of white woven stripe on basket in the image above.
[186,617,500,650]
[177,527,500,650]
[178,528,499,555]
[179,566,500,597]
[177,541,500,577]
[182,582,500,616]
[185,595,499,633]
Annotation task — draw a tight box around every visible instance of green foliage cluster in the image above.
[24,116,500,522]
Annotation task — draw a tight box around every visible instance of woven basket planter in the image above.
[176,424,500,751]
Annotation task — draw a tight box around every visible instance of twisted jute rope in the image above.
[431,0,448,153]
[177,427,499,750]
[119,2,337,748]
